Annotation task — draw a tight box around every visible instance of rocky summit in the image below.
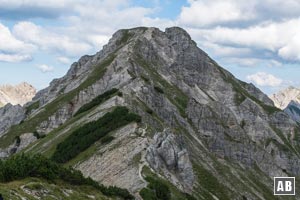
[0,82,36,107]
[0,27,300,200]
[271,86,300,123]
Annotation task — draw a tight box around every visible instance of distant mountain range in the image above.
[0,82,36,107]
[270,86,300,123]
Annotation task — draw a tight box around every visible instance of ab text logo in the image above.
[274,177,295,195]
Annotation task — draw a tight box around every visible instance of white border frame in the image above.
[274,177,295,196]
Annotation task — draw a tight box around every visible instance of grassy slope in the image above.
[0,54,115,148]
[217,66,281,115]
[25,105,115,158]
[141,166,195,200]
[0,178,112,200]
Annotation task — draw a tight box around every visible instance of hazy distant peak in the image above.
[270,86,300,109]
[0,82,36,107]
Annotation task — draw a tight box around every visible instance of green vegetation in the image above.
[74,88,119,116]
[190,154,276,200]
[0,54,116,148]
[240,120,246,129]
[146,108,153,114]
[140,166,196,200]
[134,55,189,117]
[32,130,45,139]
[101,135,115,144]
[116,30,134,45]
[235,93,246,105]
[0,178,110,200]
[132,98,164,134]
[293,128,300,152]
[270,125,299,156]
[23,182,44,190]
[63,144,98,168]
[117,91,123,97]
[0,154,85,184]
[52,106,141,163]
[218,68,280,115]
[14,136,21,146]
[141,74,150,82]
[244,165,279,200]
[193,164,231,200]
[25,101,40,115]
[0,154,134,199]
[266,138,290,152]
[140,176,171,200]
[154,86,164,94]
[24,97,120,157]
[132,152,142,166]
[127,69,137,79]
[33,130,39,139]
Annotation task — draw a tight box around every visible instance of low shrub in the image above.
[0,154,134,199]
[146,108,153,115]
[140,176,171,200]
[52,106,141,163]
[74,88,119,116]
[101,135,115,144]
[154,86,164,94]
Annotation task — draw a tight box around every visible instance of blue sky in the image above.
[0,0,299,94]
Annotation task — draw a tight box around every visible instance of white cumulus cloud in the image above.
[246,72,283,87]
[0,23,34,62]
[179,0,253,27]
[179,0,300,27]
[13,21,92,57]
[38,64,54,73]
[0,54,32,62]
[189,19,300,61]
[57,56,72,64]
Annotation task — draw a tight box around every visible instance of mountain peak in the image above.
[270,86,300,109]
[109,26,196,49]
[1,27,299,200]
[0,82,36,107]
[165,26,193,40]
[271,86,300,122]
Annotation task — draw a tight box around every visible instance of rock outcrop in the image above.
[0,103,25,136]
[146,129,195,192]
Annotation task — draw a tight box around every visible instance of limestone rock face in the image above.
[1,27,300,199]
[0,133,37,158]
[0,103,25,136]
[146,129,195,192]
[0,82,36,107]
[77,123,148,194]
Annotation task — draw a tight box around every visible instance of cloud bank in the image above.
[0,0,299,91]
